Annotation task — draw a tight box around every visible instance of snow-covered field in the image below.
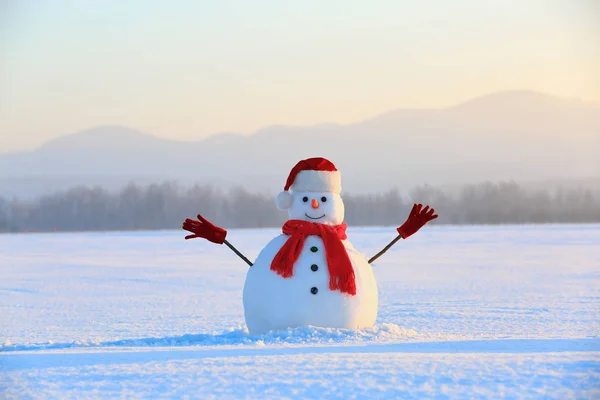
[1,224,599,399]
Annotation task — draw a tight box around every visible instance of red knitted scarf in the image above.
[270,220,356,296]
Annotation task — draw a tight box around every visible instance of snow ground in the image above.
[1,224,599,399]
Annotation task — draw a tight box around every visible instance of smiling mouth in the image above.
[305,213,326,220]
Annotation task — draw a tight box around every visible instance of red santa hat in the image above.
[276,157,342,210]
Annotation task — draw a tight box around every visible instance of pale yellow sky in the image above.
[0,0,599,152]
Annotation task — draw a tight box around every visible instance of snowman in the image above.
[183,157,437,335]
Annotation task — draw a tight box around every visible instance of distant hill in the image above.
[1,90,599,198]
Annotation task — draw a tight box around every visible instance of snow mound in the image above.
[1,324,418,352]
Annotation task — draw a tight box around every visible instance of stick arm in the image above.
[368,203,438,264]
[368,234,402,264]
[223,239,253,267]
[182,214,253,267]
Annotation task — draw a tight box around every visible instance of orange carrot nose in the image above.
[311,198,319,209]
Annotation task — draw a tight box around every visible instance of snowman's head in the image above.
[276,157,345,226]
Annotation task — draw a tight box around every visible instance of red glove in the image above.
[397,203,438,239]
[182,214,227,244]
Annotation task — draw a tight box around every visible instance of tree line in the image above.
[1,181,598,233]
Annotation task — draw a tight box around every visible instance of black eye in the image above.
[321,197,327,202]
[302,197,308,202]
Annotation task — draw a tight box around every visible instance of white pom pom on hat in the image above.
[276,157,342,210]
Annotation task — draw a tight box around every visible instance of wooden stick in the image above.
[223,239,253,267]
[368,234,402,264]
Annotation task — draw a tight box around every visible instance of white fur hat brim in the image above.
[289,170,341,194]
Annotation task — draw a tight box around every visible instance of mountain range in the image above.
[1,90,599,198]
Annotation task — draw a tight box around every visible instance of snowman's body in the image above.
[241,165,379,335]
[243,234,378,335]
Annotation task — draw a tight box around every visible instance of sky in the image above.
[0,0,599,152]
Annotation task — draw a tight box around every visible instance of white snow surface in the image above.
[1,224,599,399]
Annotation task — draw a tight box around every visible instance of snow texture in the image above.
[1,224,599,399]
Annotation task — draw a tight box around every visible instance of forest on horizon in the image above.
[1,180,599,233]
